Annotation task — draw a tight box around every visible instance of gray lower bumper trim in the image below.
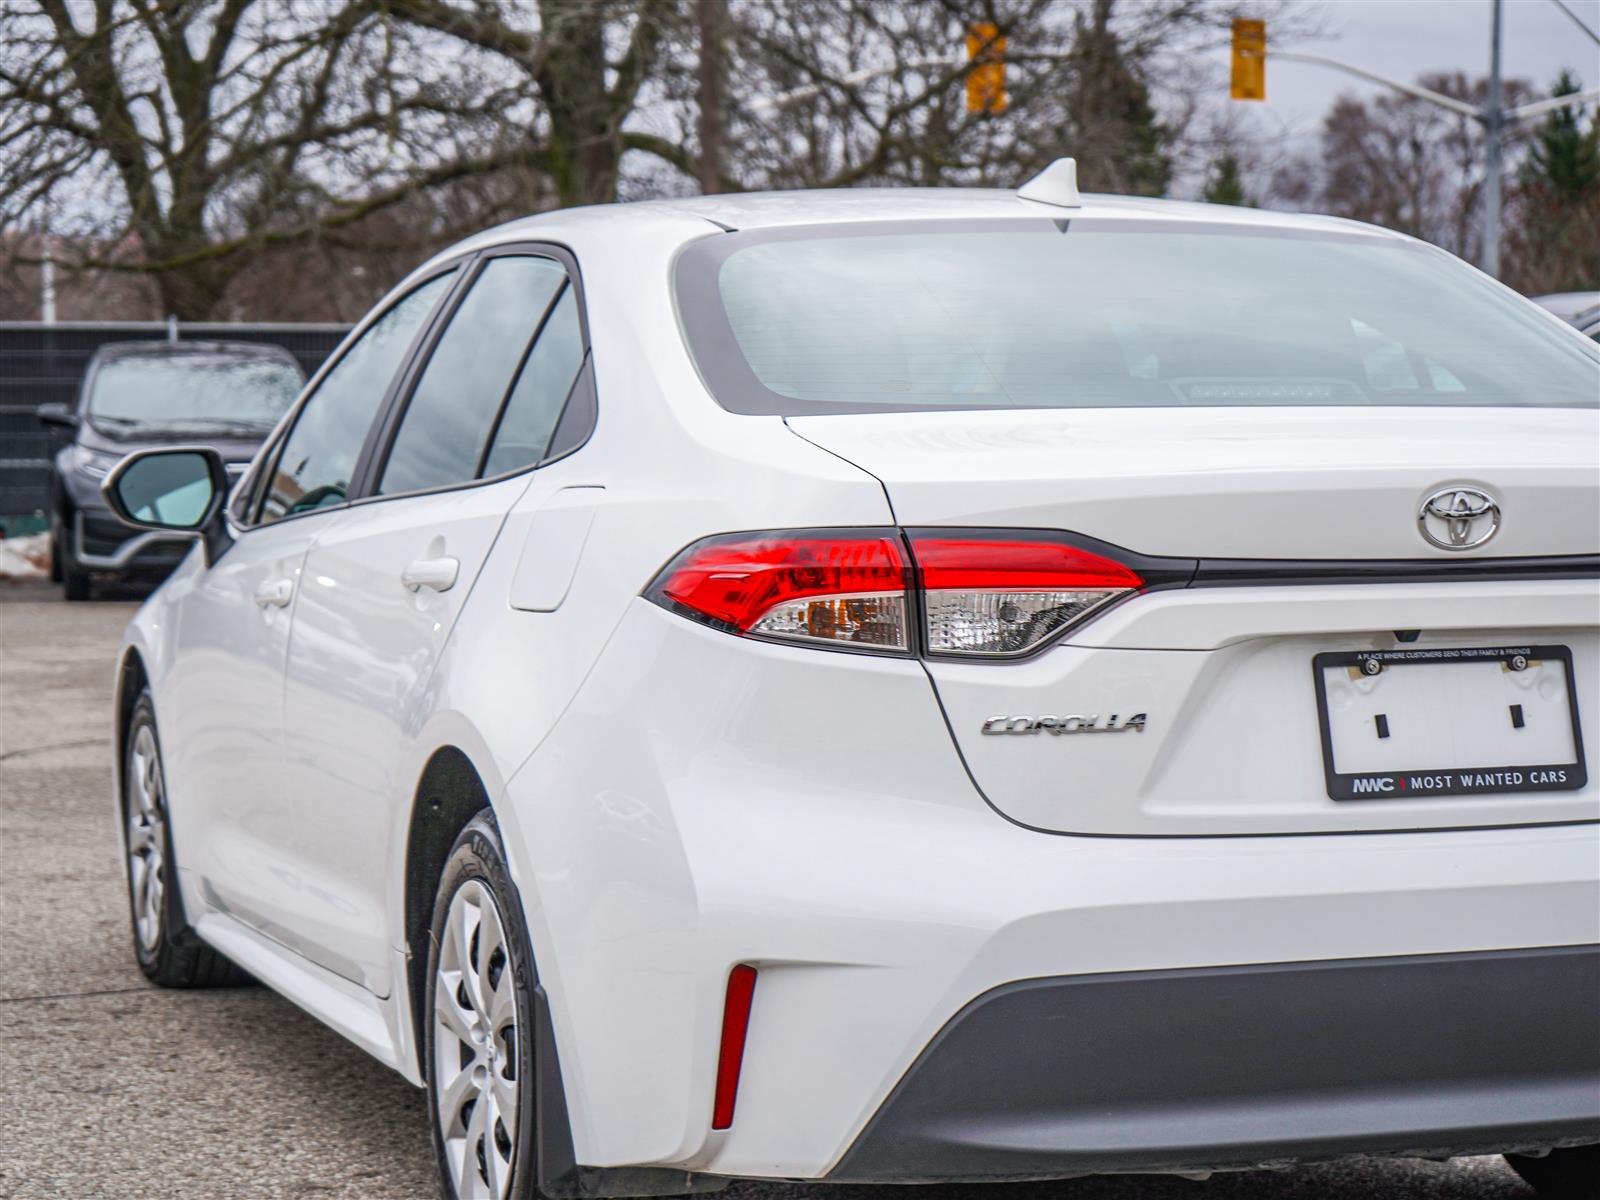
[74,509,193,569]
[828,946,1600,1182]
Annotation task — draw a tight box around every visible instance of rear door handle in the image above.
[401,556,459,593]
[253,578,293,608]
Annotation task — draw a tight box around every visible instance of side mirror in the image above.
[36,402,78,429]
[102,447,228,534]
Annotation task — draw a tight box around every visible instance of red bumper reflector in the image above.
[712,964,758,1130]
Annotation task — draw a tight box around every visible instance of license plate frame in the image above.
[1311,644,1587,801]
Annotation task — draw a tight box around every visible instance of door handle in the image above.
[401,556,459,593]
[253,578,293,608]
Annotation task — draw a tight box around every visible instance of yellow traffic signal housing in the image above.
[1231,18,1266,101]
[966,22,1007,114]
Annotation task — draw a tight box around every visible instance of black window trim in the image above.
[231,259,470,532]
[346,239,595,511]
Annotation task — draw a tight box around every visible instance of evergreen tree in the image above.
[1202,154,1253,206]
[1521,70,1600,200]
[1061,0,1172,196]
[1503,71,1600,294]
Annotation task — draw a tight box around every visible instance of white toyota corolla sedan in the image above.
[104,161,1599,1200]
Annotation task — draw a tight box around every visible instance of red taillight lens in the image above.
[646,530,909,651]
[911,536,1144,593]
[712,964,758,1130]
[910,533,1144,657]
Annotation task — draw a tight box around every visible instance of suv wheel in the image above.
[58,517,92,601]
[1506,1146,1600,1199]
[48,511,63,583]
[124,691,250,987]
[426,812,538,1200]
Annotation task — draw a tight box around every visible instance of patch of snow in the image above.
[0,532,50,580]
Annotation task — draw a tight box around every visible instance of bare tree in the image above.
[394,0,1293,201]
[1269,73,1534,262]
[1,0,1326,322]
[385,0,691,206]
[0,1,529,318]
[693,0,1313,196]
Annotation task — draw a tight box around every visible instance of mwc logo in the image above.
[1350,777,1396,795]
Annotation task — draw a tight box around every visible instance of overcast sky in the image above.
[1253,0,1599,142]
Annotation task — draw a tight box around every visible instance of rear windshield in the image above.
[675,220,1600,415]
[88,353,304,436]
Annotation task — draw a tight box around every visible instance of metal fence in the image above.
[0,322,349,520]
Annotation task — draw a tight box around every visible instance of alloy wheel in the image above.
[433,878,520,1199]
[126,723,167,952]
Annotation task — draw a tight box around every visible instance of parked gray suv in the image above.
[39,340,303,599]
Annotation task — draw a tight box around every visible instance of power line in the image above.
[1547,0,1600,49]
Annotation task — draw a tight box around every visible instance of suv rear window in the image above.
[88,353,303,435]
[674,220,1599,415]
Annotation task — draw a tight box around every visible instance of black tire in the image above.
[48,511,63,583]
[425,812,541,1200]
[1508,1146,1600,1199]
[122,690,251,987]
[59,522,92,601]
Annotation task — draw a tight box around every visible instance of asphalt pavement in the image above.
[0,579,1543,1199]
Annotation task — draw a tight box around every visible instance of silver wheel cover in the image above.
[126,723,166,952]
[434,878,520,1199]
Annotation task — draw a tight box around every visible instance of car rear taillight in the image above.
[645,529,909,651]
[909,532,1144,657]
[645,529,1145,658]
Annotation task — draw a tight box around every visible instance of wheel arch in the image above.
[402,745,492,1068]
[114,646,150,803]
[401,744,698,1199]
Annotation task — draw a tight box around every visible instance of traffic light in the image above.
[1231,17,1266,101]
[966,22,1007,114]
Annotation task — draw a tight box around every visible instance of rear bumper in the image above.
[504,602,1600,1180]
[830,946,1600,1182]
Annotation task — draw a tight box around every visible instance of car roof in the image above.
[621,188,1406,237]
[424,184,1412,273]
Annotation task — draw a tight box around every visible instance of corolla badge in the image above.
[1418,486,1499,551]
[981,713,1147,735]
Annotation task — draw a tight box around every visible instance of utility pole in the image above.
[1482,0,1504,279]
[39,229,55,325]
[696,0,724,195]
[1235,8,1600,281]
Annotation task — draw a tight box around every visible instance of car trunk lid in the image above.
[788,406,1599,835]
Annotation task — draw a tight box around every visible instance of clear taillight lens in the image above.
[645,530,909,652]
[749,592,907,648]
[922,588,1124,655]
[910,533,1144,657]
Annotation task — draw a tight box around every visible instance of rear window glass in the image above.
[88,354,303,435]
[675,222,1600,415]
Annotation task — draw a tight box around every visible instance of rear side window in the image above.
[481,287,585,478]
[675,223,1600,414]
[259,270,455,524]
[87,354,301,436]
[380,256,567,496]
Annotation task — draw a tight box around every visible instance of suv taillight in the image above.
[645,528,1146,658]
